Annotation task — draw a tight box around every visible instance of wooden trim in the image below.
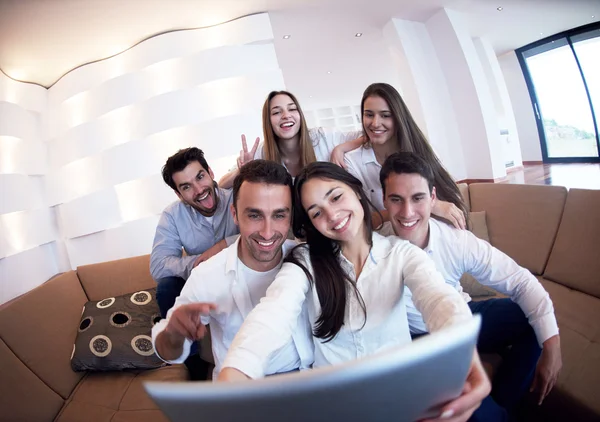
[506,165,524,174]
[523,161,544,165]
[456,177,507,185]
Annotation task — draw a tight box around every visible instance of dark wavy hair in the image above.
[162,147,211,194]
[286,162,373,342]
[361,83,468,221]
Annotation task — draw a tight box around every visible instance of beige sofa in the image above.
[0,256,188,422]
[1,183,598,422]
[460,183,600,421]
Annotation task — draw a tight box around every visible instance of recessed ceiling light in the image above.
[355,33,363,37]
[327,71,331,74]
[540,32,544,36]
[283,35,291,39]
[592,15,595,18]
[496,6,503,11]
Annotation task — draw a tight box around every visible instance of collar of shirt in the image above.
[422,219,439,256]
[224,238,298,277]
[361,146,380,166]
[337,232,393,275]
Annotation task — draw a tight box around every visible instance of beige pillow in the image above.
[460,211,498,298]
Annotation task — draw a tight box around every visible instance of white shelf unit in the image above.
[304,105,362,132]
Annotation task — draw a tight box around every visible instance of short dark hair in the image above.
[162,148,211,193]
[232,160,293,209]
[379,152,435,196]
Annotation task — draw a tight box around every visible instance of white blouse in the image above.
[344,146,385,211]
[255,127,362,165]
[222,233,472,379]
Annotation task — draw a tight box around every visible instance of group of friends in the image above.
[148,82,562,422]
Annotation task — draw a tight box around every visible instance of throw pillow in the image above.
[71,288,165,371]
[460,211,498,298]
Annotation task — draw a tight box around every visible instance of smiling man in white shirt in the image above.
[379,152,562,420]
[152,160,313,379]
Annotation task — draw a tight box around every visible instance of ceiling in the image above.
[0,0,597,88]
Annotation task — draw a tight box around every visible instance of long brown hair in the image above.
[287,162,373,342]
[261,91,316,169]
[361,83,468,220]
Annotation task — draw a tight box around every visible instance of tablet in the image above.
[145,315,480,422]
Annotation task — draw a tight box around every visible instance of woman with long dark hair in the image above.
[345,83,467,229]
[218,162,489,421]
[218,90,363,187]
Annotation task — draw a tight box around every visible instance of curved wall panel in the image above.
[64,216,160,269]
[1,13,283,304]
[0,242,69,303]
[0,208,59,259]
[0,72,59,305]
[48,13,275,105]
[0,102,40,142]
[0,74,47,112]
[0,136,47,175]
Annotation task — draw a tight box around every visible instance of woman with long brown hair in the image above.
[217,162,490,421]
[218,90,363,188]
[345,83,467,229]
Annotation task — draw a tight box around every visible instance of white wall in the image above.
[498,51,543,161]
[383,18,467,181]
[0,13,287,304]
[473,37,523,169]
[0,72,70,303]
[427,9,506,180]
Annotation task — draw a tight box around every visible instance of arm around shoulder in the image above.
[221,259,312,379]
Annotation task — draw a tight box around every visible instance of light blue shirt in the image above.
[150,187,239,280]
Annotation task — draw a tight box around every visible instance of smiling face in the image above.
[172,161,218,216]
[362,95,396,146]
[383,172,436,249]
[269,94,301,142]
[300,177,365,245]
[231,181,291,272]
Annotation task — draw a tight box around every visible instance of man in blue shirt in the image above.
[150,147,239,318]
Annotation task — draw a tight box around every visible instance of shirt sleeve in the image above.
[254,142,265,159]
[222,261,311,379]
[319,127,362,152]
[400,243,473,333]
[150,211,198,280]
[151,262,221,363]
[462,231,559,346]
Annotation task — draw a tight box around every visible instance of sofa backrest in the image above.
[544,188,600,298]
[76,255,156,301]
[457,183,470,212]
[0,271,88,421]
[469,183,567,275]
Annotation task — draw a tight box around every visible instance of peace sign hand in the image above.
[237,134,260,169]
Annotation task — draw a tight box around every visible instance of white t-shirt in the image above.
[151,238,312,379]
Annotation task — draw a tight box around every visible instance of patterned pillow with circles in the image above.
[71,288,165,371]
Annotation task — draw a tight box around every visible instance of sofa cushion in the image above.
[457,183,470,212]
[469,183,567,275]
[544,189,600,299]
[56,365,187,422]
[538,277,600,416]
[0,271,87,399]
[77,255,156,301]
[71,288,164,371]
[0,338,65,422]
[460,211,497,298]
